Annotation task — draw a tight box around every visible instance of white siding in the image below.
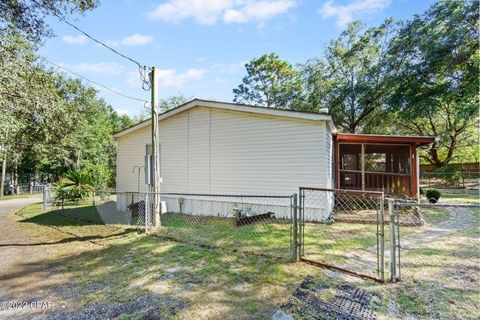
[116,106,333,197]
[209,108,328,195]
[116,126,150,193]
[158,112,188,192]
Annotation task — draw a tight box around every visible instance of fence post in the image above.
[145,193,149,233]
[42,186,47,211]
[379,195,385,282]
[92,190,96,218]
[298,189,304,257]
[389,199,397,282]
[292,193,298,262]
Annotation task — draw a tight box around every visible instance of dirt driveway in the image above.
[0,196,88,320]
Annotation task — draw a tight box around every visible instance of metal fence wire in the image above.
[144,192,297,260]
[390,201,480,283]
[299,187,386,282]
[93,191,154,229]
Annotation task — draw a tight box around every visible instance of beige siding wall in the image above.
[116,106,333,195]
[116,126,150,193]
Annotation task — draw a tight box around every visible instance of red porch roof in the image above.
[335,133,436,147]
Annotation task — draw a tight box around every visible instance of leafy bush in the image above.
[436,167,461,187]
[425,188,441,203]
[83,163,113,190]
[55,169,94,202]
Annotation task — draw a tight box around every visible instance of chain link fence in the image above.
[152,192,296,260]
[420,171,479,192]
[299,187,386,282]
[42,188,153,230]
[389,200,480,283]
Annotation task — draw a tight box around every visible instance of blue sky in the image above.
[39,0,435,117]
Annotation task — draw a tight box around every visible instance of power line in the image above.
[1,36,150,106]
[31,0,152,90]
[44,59,149,103]
[32,0,143,69]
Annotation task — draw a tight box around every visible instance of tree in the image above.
[301,21,397,133]
[159,95,192,112]
[387,0,479,167]
[0,0,97,44]
[233,53,302,109]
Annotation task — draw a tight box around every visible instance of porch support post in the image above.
[361,143,365,191]
[416,151,420,202]
[410,143,417,199]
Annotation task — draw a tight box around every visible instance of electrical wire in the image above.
[31,0,152,90]
[1,33,152,108]
[45,59,149,103]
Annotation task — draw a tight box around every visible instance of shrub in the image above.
[55,169,94,202]
[436,167,461,187]
[425,188,441,203]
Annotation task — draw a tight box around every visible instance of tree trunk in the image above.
[14,164,20,195]
[0,146,6,197]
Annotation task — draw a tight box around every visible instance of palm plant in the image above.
[55,169,94,201]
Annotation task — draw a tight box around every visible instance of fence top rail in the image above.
[93,190,294,199]
[299,187,384,196]
[156,192,294,199]
[394,201,480,208]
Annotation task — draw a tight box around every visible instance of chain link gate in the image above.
[298,187,386,282]
[389,200,480,283]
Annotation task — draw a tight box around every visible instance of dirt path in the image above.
[325,206,476,282]
[0,196,86,320]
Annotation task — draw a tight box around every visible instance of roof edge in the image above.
[335,133,437,147]
[114,98,336,138]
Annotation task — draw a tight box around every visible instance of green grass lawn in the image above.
[15,203,330,319]
[13,202,479,319]
[0,192,42,201]
[439,193,480,203]
[383,208,480,320]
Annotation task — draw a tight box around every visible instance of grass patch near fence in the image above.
[0,193,41,201]
[14,203,332,319]
[440,193,480,203]
[381,208,480,320]
[11,202,479,319]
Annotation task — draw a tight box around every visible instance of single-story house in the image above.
[113,99,435,220]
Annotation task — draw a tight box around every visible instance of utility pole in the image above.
[150,67,161,228]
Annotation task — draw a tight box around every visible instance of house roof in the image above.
[113,98,336,138]
[335,133,437,147]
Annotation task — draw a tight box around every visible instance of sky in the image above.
[39,0,436,117]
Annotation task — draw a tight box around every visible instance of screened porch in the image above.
[334,134,436,198]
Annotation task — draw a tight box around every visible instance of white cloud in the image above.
[114,108,130,115]
[148,0,297,25]
[106,33,154,47]
[319,0,391,28]
[212,61,246,75]
[62,35,87,45]
[60,62,125,76]
[127,68,207,88]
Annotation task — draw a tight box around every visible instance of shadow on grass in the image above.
[0,228,138,247]
[20,205,106,227]
[1,232,319,319]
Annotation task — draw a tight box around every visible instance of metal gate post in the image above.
[292,193,298,262]
[389,199,397,282]
[298,189,304,257]
[379,195,385,282]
